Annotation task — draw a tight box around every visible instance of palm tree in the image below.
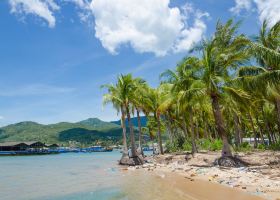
[117,74,144,164]
[194,19,250,157]
[130,80,148,155]
[142,85,170,154]
[161,57,205,154]
[101,83,129,164]
[250,20,280,135]
[102,74,144,165]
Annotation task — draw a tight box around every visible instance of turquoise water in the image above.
[0,151,127,200]
[0,151,262,200]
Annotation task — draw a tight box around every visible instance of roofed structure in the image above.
[0,142,29,151]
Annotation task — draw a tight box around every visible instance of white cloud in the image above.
[230,0,280,27]
[87,0,209,56]
[66,0,89,9]
[9,0,60,28]
[0,116,4,120]
[230,0,252,14]
[173,7,209,53]
[8,0,209,56]
[255,0,280,27]
[0,84,75,97]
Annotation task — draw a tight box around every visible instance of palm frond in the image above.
[238,66,266,77]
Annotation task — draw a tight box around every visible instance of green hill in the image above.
[111,116,147,127]
[0,118,123,145]
[79,118,119,129]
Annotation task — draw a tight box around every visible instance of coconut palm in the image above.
[194,19,250,157]
[253,20,280,70]
[142,84,171,154]
[101,82,129,164]
[103,74,144,165]
[250,20,280,135]
[161,57,205,154]
[117,74,145,164]
[130,80,148,155]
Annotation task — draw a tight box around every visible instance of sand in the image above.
[126,151,280,200]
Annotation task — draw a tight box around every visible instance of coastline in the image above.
[125,151,280,200]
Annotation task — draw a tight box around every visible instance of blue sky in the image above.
[0,0,279,126]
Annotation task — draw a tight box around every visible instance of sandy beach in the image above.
[125,151,280,200]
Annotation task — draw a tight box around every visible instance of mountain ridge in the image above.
[0,118,123,145]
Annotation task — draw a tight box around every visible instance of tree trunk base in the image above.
[119,154,144,166]
[119,153,130,165]
[221,139,232,157]
[129,155,144,166]
[137,147,144,156]
[214,156,249,168]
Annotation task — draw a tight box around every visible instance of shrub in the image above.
[198,139,211,150]
[165,140,179,153]
[196,139,222,151]
[269,141,280,151]
[182,140,192,151]
[257,144,266,150]
[209,139,223,151]
[235,141,252,152]
[240,141,250,148]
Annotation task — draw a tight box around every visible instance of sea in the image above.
[0,151,263,200]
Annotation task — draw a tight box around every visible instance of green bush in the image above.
[257,144,266,150]
[165,138,193,152]
[198,139,211,150]
[269,141,280,151]
[196,139,222,151]
[235,141,252,152]
[209,139,223,151]
[165,140,179,153]
[240,141,250,148]
[182,140,192,151]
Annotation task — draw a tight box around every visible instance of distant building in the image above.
[0,141,59,151]
[46,144,59,149]
[242,138,270,146]
[25,141,45,149]
[0,142,29,151]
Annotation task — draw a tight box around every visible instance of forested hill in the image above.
[0,118,124,145]
[111,116,147,127]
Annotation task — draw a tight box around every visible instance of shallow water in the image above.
[0,151,263,200]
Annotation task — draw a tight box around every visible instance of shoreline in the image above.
[125,151,280,200]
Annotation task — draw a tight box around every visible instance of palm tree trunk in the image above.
[268,123,276,144]
[119,106,129,165]
[188,109,198,154]
[256,115,265,145]
[136,108,143,155]
[181,119,188,138]
[152,140,155,155]
[195,122,199,139]
[155,114,164,155]
[202,113,210,139]
[261,107,272,144]
[203,119,210,140]
[248,113,258,148]
[233,112,241,147]
[274,98,280,136]
[165,115,174,143]
[239,116,245,144]
[211,94,232,157]
[126,105,137,157]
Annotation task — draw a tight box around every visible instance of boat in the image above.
[0,151,16,155]
[0,150,59,156]
[104,147,113,152]
[85,146,113,152]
